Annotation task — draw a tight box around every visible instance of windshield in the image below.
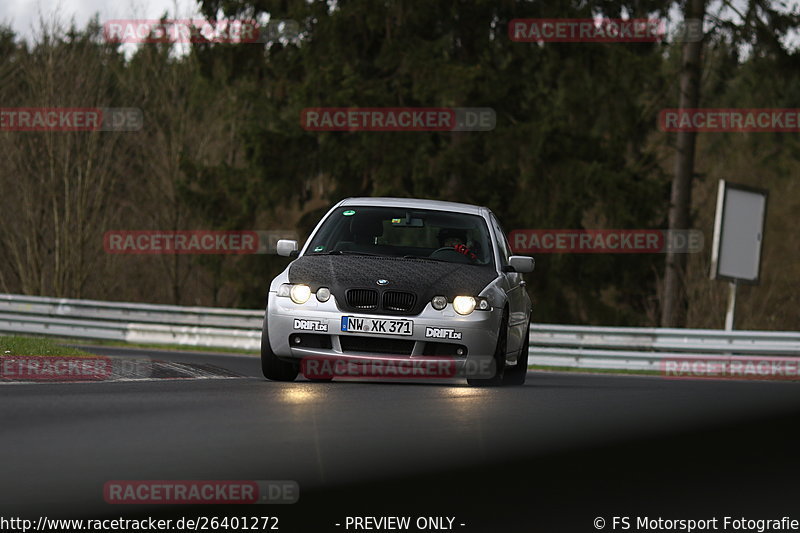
[305,206,494,266]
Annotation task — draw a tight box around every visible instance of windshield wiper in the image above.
[402,255,450,263]
[324,250,383,257]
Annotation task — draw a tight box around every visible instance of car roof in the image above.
[339,197,489,216]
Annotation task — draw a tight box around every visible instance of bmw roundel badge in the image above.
[376,279,389,286]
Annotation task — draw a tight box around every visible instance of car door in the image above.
[489,214,530,359]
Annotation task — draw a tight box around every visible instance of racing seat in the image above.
[332,216,386,253]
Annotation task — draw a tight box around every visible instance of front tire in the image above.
[503,320,529,386]
[467,310,508,387]
[261,317,299,381]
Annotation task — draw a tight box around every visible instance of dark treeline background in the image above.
[0,0,798,330]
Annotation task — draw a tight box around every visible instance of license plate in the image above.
[340,316,413,336]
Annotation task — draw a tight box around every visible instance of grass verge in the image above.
[70,337,259,355]
[0,336,94,356]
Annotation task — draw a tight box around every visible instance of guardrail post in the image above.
[724,280,737,331]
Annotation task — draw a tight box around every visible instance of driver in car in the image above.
[438,228,479,261]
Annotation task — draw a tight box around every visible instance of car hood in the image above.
[287,255,498,315]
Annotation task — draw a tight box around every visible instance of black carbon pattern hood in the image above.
[288,255,498,315]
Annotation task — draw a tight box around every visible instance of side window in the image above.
[490,215,511,267]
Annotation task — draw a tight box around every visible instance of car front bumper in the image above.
[265,292,502,378]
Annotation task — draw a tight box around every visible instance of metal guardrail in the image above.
[1,294,798,369]
[529,324,800,370]
[0,294,263,350]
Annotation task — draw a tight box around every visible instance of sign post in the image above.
[709,180,768,330]
[724,280,737,331]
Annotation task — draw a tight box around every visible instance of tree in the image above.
[661,0,706,327]
[0,19,129,297]
[661,0,800,326]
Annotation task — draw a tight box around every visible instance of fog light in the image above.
[453,296,476,315]
[293,336,302,344]
[431,296,447,310]
[456,347,465,356]
[316,287,331,302]
[477,299,489,311]
[290,284,311,304]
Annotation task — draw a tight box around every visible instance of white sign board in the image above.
[710,180,767,283]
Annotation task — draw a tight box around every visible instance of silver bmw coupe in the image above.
[262,197,533,386]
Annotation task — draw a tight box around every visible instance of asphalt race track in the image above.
[2,345,799,532]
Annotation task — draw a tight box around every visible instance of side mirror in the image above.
[508,256,535,273]
[276,239,298,257]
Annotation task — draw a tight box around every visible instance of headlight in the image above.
[316,287,331,302]
[453,296,476,315]
[431,295,447,310]
[290,284,311,304]
[278,283,327,305]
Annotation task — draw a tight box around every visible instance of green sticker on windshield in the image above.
[314,245,325,252]
[343,210,356,216]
